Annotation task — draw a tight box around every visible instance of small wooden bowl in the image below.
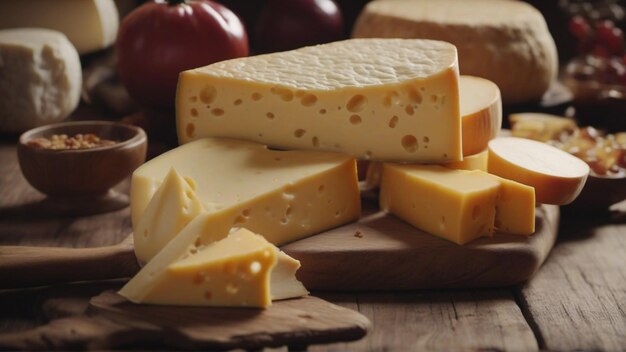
[18,121,147,215]
[564,173,626,213]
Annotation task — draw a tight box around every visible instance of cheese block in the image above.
[510,112,578,142]
[0,0,119,54]
[0,28,81,133]
[352,0,558,104]
[120,228,308,307]
[459,76,501,156]
[131,138,360,263]
[488,175,536,235]
[444,150,488,172]
[380,164,500,244]
[488,137,589,205]
[177,38,462,162]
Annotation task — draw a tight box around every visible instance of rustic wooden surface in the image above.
[1,140,625,351]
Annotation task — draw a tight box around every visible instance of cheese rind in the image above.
[459,76,501,156]
[353,0,558,104]
[488,137,589,205]
[0,28,81,133]
[380,164,500,244]
[177,39,462,162]
[0,0,119,54]
[131,138,360,263]
[444,150,488,172]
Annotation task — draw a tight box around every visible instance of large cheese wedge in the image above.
[0,28,81,133]
[131,138,360,263]
[380,164,500,244]
[444,150,488,172]
[488,137,589,205]
[0,0,119,54]
[119,228,307,307]
[352,0,558,104]
[459,76,501,156]
[177,38,462,162]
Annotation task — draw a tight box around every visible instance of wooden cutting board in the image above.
[0,290,370,350]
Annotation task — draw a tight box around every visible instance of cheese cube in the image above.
[120,228,291,307]
[131,138,360,263]
[177,38,462,162]
[380,164,500,244]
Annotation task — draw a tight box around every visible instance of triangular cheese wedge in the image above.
[271,252,309,300]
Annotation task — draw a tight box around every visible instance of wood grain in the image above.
[0,290,370,350]
[516,215,626,351]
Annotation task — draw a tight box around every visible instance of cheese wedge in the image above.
[444,150,488,172]
[459,76,501,156]
[352,0,558,104]
[131,138,360,263]
[488,137,589,205]
[119,228,308,307]
[380,164,500,244]
[487,175,536,235]
[177,38,462,162]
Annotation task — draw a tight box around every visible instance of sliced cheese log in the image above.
[510,112,578,142]
[131,138,360,263]
[459,76,501,156]
[444,150,488,172]
[0,28,81,133]
[353,0,558,104]
[120,228,308,307]
[380,164,500,245]
[488,137,589,205]
[0,0,119,54]
[177,38,462,162]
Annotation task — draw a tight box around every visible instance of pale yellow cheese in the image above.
[488,137,589,205]
[120,228,279,307]
[443,150,488,172]
[131,138,360,263]
[380,164,500,244]
[177,39,462,162]
[459,76,501,156]
[488,175,536,235]
[510,112,577,142]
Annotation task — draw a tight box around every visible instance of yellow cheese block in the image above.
[177,38,462,162]
[131,138,360,263]
[443,149,488,172]
[459,76,502,156]
[485,174,536,235]
[488,137,589,205]
[380,164,500,244]
[120,228,294,307]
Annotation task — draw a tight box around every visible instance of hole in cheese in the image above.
[301,94,317,106]
[271,86,293,101]
[389,116,399,128]
[190,108,198,117]
[190,96,198,103]
[407,87,423,104]
[294,129,306,138]
[318,184,325,194]
[143,229,148,238]
[440,216,446,230]
[405,105,414,116]
[251,92,263,101]
[211,108,224,116]
[200,85,216,103]
[285,204,293,216]
[233,215,246,225]
[226,282,239,294]
[423,136,430,143]
[242,209,251,217]
[234,99,243,106]
[383,91,399,107]
[186,123,195,138]
[365,150,373,159]
[266,112,275,119]
[312,136,319,147]
[350,115,362,125]
[402,135,419,153]
[204,291,213,299]
[319,109,327,114]
[346,94,367,112]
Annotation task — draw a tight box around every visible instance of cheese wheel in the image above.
[488,137,589,205]
[0,28,82,133]
[353,0,558,104]
[460,76,501,156]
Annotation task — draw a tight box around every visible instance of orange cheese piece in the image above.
[488,137,589,205]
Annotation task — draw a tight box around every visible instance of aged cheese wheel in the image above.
[488,137,589,205]
[0,28,82,133]
[353,0,558,105]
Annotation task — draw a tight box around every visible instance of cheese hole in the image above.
[190,108,198,117]
[411,203,416,209]
[294,129,306,138]
[301,94,317,107]
[274,157,281,161]
[423,136,430,143]
[401,135,419,153]
[443,153,448,158]
[472,205,481,220]
[233,99,243,106]
[408,87,423,104]
[199,85,216,103]
[189,246,197,255]
[430,94,438,103]
[193,272,208,284]
[350,115,362,125]
[226,282,239,294]
[281,217,289,224]
[271,86,293,101]
[383,91,399,107]
[242,208,251,217]
[312,136,319,147]
[251,92,263,101]
[346,94,367,112]
[143,229,148,238]
[266,112,275,119]
[319,109,327,115]
[285,205,293,217]
[389,116,399,128]
[258,133,263,137]
[204,291,213,300]
[233,215,246,225]
[405,105,414,116]
[249,261,261,275]
[211,108,224,116]
[189,96,198,103]
[318,185,325,194]
[186,123,195,138]
[184,177,197,190]
[194,238,203,248]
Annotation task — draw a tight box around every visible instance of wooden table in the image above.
[1,141,625,351]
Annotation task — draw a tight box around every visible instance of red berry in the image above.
[595,20,624,55]
[569,16,590,39]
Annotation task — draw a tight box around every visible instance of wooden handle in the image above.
[0,244,139,288]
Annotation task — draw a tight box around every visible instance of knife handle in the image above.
[0,244,139,288]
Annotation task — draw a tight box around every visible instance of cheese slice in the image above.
[0,0,119,54]
[380,164,500,244]
[352,0,558,104]
[488,137,589,205]
[131,138,360,263]
[177,38,462,162]
[120,228,284,307]
[443,150,488,172]
[0,28,81,133]
[510,112,577,142]
[459,76,501,156]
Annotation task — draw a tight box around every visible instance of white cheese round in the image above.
[0,28,82,133]
[353,0,558,105]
